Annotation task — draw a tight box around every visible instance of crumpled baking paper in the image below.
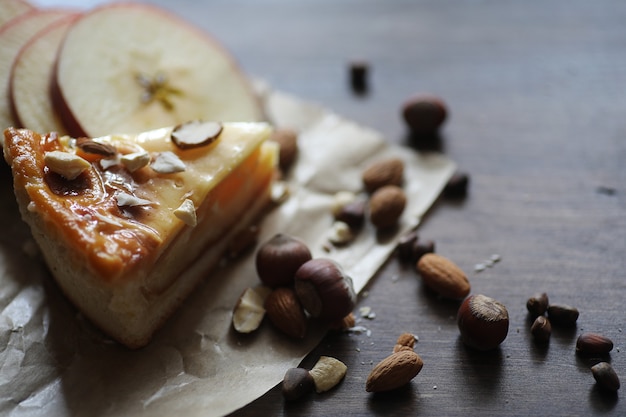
[0,87,455,416]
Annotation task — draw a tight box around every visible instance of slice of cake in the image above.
[3,121,277,348]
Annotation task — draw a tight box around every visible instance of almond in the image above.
[76,137,117,157]
[416,253,470,299]
[264,287,307,339]
[366,350,424,392]
[362,157,404,193]
[369,185,407,230]
[393,332,416,353]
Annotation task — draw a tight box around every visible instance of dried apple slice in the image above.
[10,14,80,134]
[53,3,264,138]
[0,9,75,132]
[0,0,33,28]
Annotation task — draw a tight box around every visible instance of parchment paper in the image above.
[0,87,455,416]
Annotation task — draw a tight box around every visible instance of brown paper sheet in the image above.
[0,87,455,416]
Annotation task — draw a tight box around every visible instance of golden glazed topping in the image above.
[3,122,272,281]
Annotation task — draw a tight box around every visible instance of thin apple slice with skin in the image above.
[53,3,264,138]
[0,0,34,28]
[0,9,76,132]
[10,14,80,134]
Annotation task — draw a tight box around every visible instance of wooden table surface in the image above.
[150,1,626,416]
[37,0,626,415]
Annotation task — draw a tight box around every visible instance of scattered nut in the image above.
[268,128,298,171]
[397,230,419,263]
[393,332,417,353]
[457,294,509,351]
[255,234,312,287]
[335,199,366,230]
[329,312,356,331]
[417,253,470,299]
[232,286,270,333]
[309,356,348,393]
[44,151,91,180]
[173,198,197,227]
[366,350,424,392]
[362,157,404,193]
[349,60,369,93]
[591,362,621,393]
[530,316,552,344]
[226,225,260,259]
[369,185,407,230]
[282,367,315,401]
[412,239,435,262]
[75,137,117,157]
[264,287,308,339]
[547,304,579,327]
[402,94,448,135]
[294,258,356,321]
[171,120,222,149]
[151,151,186,174]
[526,292,550,318]
[443,171,470,198]
[576,333,614,355]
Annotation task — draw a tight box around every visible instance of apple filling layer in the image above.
[3,122,277,347]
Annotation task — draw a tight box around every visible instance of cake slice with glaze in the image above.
[3,121,277,348]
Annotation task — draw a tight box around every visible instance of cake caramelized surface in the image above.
[3,123,274,282]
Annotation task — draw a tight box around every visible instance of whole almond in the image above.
[369,185,407,230]
[576,332,614,355]
[76,137,117,157]
[362,157,404,193]
[417,253,470,299]
[366,350,424,392]
[264,287,307,339]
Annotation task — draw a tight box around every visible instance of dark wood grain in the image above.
[148,0,626,415]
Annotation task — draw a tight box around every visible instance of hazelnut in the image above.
[396,230,419,262]
[349,60,369,94]
[294,258,356,321]
[268,128,298,171]
[335,199,366,230]
[443,171,470,199]
[401,94,447,135]
[530,316,552,344]
[255,234,312,287]
[282,367,315,401]
[526,292,549,318]
[591,362,621,393]
[457,294,509,351]
[547,304,579,327]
